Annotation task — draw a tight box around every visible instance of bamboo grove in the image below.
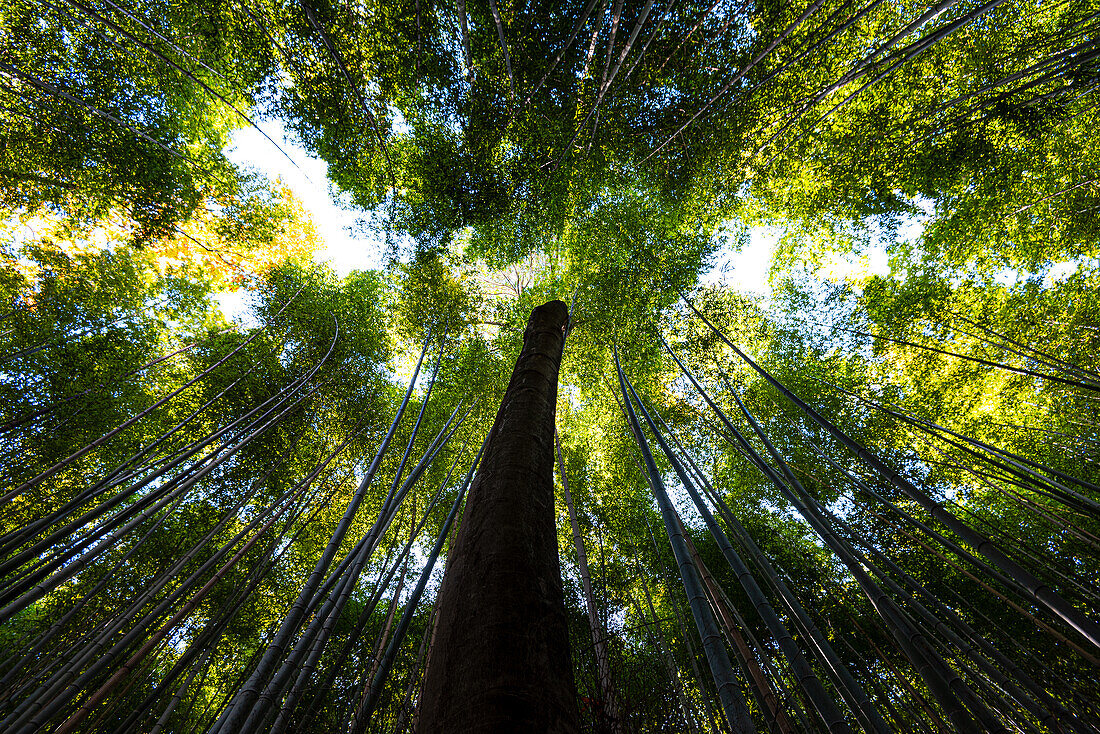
[1,0,1098,731]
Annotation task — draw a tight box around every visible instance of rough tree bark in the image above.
[416,300,580,734]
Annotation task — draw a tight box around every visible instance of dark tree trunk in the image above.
[416,300,579,734]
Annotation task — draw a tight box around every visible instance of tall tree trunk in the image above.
[416,300,579,733]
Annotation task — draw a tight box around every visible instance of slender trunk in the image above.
[681,295,1100,651]
[559,0,655,158]
[862,540,1079,734]
[633,366,862,733]
[652,0,723,78]
[392,594,438,733]
[679,517,796,734]
[1,287,307,503]
[943,308,1100,381]
[456,0,473,80]
[355,443,482,729]
[148,645,215,734]
[633,576,702,734]
[365,564,408,701]
[828,326,1100,392]
[0,373,326,625]
[557,431,623,734]
[822,377,1100,511]
[51,484,301,734]
[248,366,461,733]
[901,525,1100,668]
[0,333,209,435]
[246,407,466,733]
[652,387,891,734]
[601,0,624,89]
[489,0,515,100]
[658,551,723,734]
[115,482,329,734]
[296,0,393,180]
[643,0,830,162]
[0,335,282,557]
[580,0,608,81]
[416,300,578,733]
[5,473,308,734]
[208,335,432,734]
[734,393,999,731]
[298,442,476,727]
[618,356,755,734]
[523,0,601,105]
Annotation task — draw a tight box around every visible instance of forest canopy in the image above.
[1,0,1098,732]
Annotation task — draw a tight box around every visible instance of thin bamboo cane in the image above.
[680,295,1100,652]
[617,352,755,734]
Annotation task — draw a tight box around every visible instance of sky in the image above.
[217,120,388,319]
[226,120,385,276]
